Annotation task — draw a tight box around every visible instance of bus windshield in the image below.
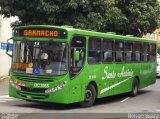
[12,40,68,76]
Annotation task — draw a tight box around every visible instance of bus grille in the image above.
[18,91,48,99]
[20,86,46,93]
[13,74,54,82]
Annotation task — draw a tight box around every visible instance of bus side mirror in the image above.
[6,38,13,57]
[75,51,80,61]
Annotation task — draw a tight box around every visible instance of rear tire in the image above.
[79,84,96,107]
[130,78,139,97]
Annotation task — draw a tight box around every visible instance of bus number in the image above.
[89,75,96,80]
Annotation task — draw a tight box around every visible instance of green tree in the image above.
[0,0,159,36]
[116,0,160,36]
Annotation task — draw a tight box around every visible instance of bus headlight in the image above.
[45,81,67,94]
[9,80,21,91]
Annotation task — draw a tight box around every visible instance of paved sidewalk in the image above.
[0,75,10,81]
[0,77,9,95]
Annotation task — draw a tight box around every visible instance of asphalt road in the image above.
[0,78,160,119]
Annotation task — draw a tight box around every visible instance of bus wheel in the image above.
[130,78,139,97]
[79,84,96,107]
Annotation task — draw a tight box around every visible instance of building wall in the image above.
[0,16,18,76]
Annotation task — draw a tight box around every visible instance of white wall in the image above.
[0,16,18,76]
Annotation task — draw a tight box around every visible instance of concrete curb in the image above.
[0,75,10,81]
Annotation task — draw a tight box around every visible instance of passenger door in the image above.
[69,35,86,102]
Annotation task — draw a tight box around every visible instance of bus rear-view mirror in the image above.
[6,38,13,57]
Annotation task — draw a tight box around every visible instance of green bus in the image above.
[6,25,156,107]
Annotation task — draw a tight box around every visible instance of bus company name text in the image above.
[102,66,133,80]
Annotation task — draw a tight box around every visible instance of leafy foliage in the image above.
[116,0,160,36]
[0,0,160,36]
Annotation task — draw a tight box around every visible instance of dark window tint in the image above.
[102,39,113,62]
[142,43,149,62]
[88,37,101,64]
[124,42,133,62]
[133,43,141,62]
[70,36,86,78]
[71,36,85,48]
[150,43,156,62]
[115,41,124,62]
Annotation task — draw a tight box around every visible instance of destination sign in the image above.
[14,28,67,38]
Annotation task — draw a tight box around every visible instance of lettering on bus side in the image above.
[102,66,133,80]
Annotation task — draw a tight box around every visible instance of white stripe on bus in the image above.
[100,76,133,94]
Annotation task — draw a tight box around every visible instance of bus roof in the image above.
[15,25,156,43]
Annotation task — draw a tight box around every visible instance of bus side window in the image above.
[115,41,124,63]
[142,43,149,62]
[70,36,86,78]
[124,42,133,63]
[88,37,101,64]
[149,43,156,62]
[102,39,113,63]
[133,43,141,62]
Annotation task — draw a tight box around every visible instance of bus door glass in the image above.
[70,36,86,78]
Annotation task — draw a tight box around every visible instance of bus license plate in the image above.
[33,83,49,88]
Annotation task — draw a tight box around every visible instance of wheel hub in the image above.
[85,90,93,102]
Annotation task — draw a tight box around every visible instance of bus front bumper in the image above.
[9,83,70,104]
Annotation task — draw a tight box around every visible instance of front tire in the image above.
[130,79,139,97]
[79,84,96,107]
